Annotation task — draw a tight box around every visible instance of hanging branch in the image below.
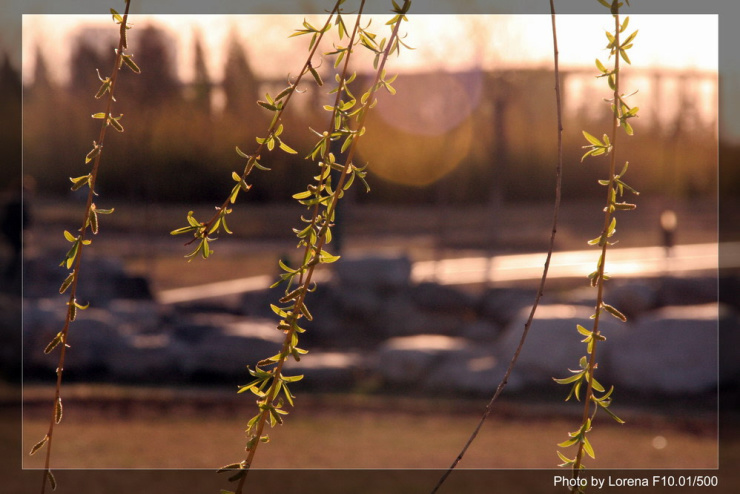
[554,1,639,490]
[29,2,140,493]
[429,2,565,492]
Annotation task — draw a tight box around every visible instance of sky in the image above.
[21,14,718,85]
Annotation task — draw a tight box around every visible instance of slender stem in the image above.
[570,10,622,489]
[39,3,132,493]
[430,3,565,491]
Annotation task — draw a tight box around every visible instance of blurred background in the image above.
[2,11,734,472]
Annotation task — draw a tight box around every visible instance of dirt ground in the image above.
[21,385,718,470]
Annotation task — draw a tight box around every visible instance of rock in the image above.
[333,255,412,289]
[283,351,368,390]
[107,299,163,335]
[479,287,536,327]
[604,304,720,394]
[656,276,717,307]
[460,320,502,342]
[23,254,153,305]
[409,282,478,316]
[423,344,505,394]
[107,333,186,382]
[179,317,283,380]
[495,304,624,389]
[374,334,469,387]
[562,281,659,320]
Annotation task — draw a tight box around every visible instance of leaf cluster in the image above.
[215,5,411,489]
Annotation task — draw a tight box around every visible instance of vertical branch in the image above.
[555,1,638,488]
[31,3,139,494]
[429,3,565,492]
[570,11,622,484]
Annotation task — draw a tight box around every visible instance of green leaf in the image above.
[553,373,583,385]
[170,225,198,236]
[279,141,298,154]
[109,115,124,132]
[619,48,631,65]
[558,436,579,448]
[29,435,49,455]
[94,79,111,99]
[582,436,596,459]
[622,119,633,135]
[217,463,243,474]
[308,64,323,86]
[292,190,312,200]
[281,373,304,383]
[557,450,575,466]
[47,470,57,491]
[582,130,603,146]
[227,469,246,483]
[603,303,627,322]
[576,324,591,337]
[44,332,64,354]
[54,397,63,424]
[319,250,341,264]
[59,272,74,294]
[258,100,277,111]
[121,54,141,73]
[110,8,123,23]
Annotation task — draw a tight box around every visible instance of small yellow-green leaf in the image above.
[121,54,141,73]
[46,470,57,490]
[582,130,603,147]
[292,190,313,200]
[279,141,298,154]
[59,272,74,294]
[54,397,63,424]
[29,435,49,455]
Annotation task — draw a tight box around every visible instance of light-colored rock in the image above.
[283,351,367,390]
[495,304,624,388]
[479,287,536,327]
[604,304,719,394]
[178,317,283,379]
[375,334,468,385]
[333,255,412,289]
[424,344,506,394]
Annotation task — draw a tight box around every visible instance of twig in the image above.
[429,3,565,492]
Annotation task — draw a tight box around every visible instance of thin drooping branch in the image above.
[35,3,136,494]
[430,4,565,492]
[570,10,622,486]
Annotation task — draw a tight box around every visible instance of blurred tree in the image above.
[190,30,212,116]
[29,45,54,98]
[0,53,22,191]
[129,24,180,106]
[222,32,260,118]
[68,33,112,98]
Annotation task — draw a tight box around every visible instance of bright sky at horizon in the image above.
[21,14,718,85]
